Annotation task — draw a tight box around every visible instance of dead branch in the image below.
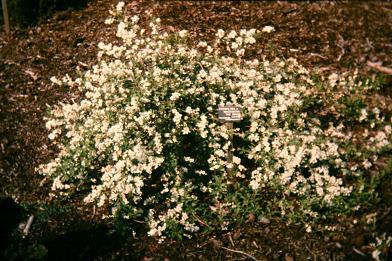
[23,215,34,237]
[221,246,257,260]
[310,53,327,60]
[336,34,345,62]
[367,61,392,75]
[192,214,211,228]
[228,234,235,247]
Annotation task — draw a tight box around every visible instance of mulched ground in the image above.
[1,1,391,260]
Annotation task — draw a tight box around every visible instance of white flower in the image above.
[216,29,225,38]
[184,157,195,163]
[305,224,312,233]
[231,42,239,50]
[316,187,324,196]
[262,25,275,33]
[197,69,208,82]
[179,30,188,38]
[116,1,125,12]
[104,18,115,25]
[172,109,182,125]
[181,126,191,135]
[227,30,237,39]
[274,74,282,83]
[363,159,372,169]
[328,73,339,87]
[215,149,225,158]
[359,109,367,122]
[245,36,256,44]
[185,107,193,114]
[131,15,140,24]
[372,249,381,260]
[50,76,62,85]
[232,156,241,165]
[170,92,181,101]
[197,41,208,48]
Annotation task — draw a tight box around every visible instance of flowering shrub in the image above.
[37,2,391,241]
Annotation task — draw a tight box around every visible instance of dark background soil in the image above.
[1,1,391,260]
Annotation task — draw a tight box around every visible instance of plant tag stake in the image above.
[217,104,242,172]
[2,0,10,36]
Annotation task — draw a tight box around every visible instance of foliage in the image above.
[37,2,392,245]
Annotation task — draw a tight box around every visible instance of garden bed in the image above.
[1,1,391,260]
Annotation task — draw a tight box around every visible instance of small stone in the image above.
[354,234,364,247]
[233,229,241,240]
[259,216,271,224]
[247,213,256,223]
[332,235,342,241]
[285,254,294,261]
[209,238,222,248]
[264,227,270,234]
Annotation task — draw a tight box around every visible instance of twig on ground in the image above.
[337,46,345,62]
[316,66,333,73]
[352,247,366,257]
[228,234,235,247]
[366,38,374,49]
[192,214,211,228]
[23,215,34,237]
[221,246,257,260]
[24,69,38,80]
[310,53,327,60]
[336,34,345,62]
[78,61,89,67]
[377,207,392,221]
[367,61,392,75]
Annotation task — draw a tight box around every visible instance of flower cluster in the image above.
[37,2,391,241]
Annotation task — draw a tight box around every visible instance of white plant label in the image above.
[218,104,242,123]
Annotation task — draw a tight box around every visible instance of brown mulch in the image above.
[1,1,391,260]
